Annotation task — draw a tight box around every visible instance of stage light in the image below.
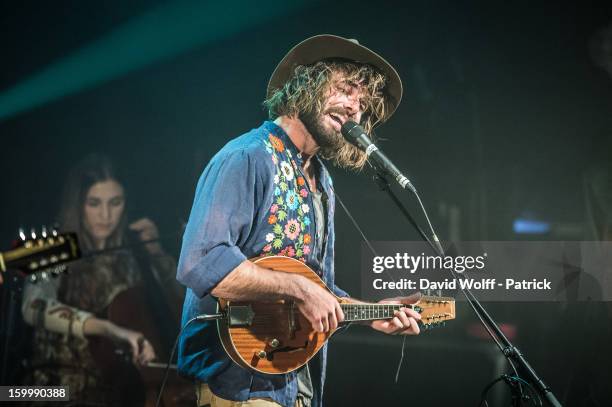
[513,218,551,234]
[0,0,308,122]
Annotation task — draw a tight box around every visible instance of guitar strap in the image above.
[333,191,408,383]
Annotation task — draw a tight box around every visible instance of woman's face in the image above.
[83,179,125,246]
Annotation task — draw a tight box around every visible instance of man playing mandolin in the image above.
[177,35,421,407]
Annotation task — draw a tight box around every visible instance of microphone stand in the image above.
[373,172,562,407]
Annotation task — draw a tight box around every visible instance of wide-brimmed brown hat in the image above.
[267,34,403,120]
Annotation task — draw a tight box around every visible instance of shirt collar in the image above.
[263,120,305,167]
[263,120,333,191]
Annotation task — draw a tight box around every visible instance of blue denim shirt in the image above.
[176,121,348,407]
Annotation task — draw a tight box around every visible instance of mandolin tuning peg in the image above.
[30,227,37,240]
[41,225,48,238]
[18,227,26,241]
[51,225,59,237]
[53,264,67,276]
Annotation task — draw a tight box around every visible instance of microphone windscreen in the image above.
[340,121,362,142]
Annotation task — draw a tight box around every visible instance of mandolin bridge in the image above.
[266,341,309,361]
[227,304,255,327]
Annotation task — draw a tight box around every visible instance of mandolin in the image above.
[0,228,81,281]
[217,255,455,375]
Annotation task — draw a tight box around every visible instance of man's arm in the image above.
[212,259,344,333]
[212,259,305,301]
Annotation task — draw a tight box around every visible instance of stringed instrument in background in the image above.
[88,231,194,407]
[0,228,81,281]
[0,228,81,385]
[217,256,455,375]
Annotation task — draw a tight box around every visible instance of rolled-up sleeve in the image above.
[177,149,259,297]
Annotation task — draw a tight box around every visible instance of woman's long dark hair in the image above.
[57,154,134,312]
[58,154,128,252]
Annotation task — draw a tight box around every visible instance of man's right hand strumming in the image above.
[211,259,345,334]
[292,276,345,333]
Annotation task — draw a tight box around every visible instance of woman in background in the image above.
[22,154,179,406]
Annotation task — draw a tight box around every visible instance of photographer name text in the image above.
[372,278,552,291]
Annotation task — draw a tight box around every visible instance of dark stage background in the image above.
[2,0,612,405]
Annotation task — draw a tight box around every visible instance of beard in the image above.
[299,107,367,170]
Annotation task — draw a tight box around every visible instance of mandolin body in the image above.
[216,256,346,375]
[217,255,455,375]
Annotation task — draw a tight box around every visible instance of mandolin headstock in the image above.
[411,296,456,329]
[1,227,81,282]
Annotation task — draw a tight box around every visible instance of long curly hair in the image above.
[263,59,390,169]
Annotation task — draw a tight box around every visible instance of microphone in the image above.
[341,121,416,193]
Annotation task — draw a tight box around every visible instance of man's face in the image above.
[300,72,368,167]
